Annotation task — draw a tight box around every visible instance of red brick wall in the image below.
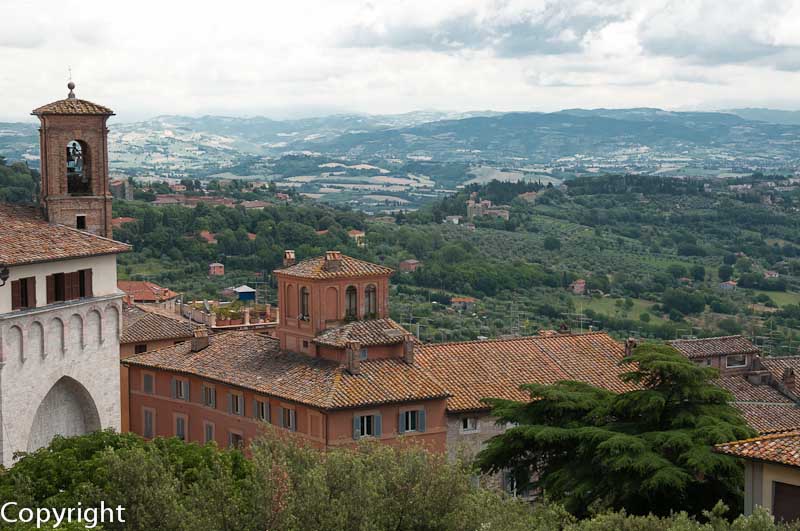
[37,113,112,236]
[125,366,447,452]
[274,272,391,354]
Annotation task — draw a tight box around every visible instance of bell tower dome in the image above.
[31,82,115,236]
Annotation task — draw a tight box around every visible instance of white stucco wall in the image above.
[0,253,122,467]
[0,254,118,314]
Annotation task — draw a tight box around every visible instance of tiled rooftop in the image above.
[117,280,178,302]
[314,318,410,348]
[716,376,793,404]
[31,98,114,116]
[121,305,194,344]
[416,332,637,412]
[761,356,800,392]
[715,430,800,468]
[669,335,759,360]
[0,203,130,266]
[732,403,800,434]
[123,331,449,410]
[275,254,393,279]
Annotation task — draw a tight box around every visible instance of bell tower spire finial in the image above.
[67,67,75,99]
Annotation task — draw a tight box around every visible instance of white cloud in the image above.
[0,0,799,122]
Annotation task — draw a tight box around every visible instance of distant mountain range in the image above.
[1,107,798,176]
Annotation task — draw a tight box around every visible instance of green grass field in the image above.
[752,290,800,307]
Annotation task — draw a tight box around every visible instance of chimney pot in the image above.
[191,334,210,352]
[346,341,361,375]
[283,250,296,267]
[325,250,343,272]
[403,333,415,365]
[624,338,637,357]
[784,367,796,391]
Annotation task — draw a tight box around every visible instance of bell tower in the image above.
[32,82,114,237]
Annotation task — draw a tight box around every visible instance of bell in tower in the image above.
[31,82,115,236]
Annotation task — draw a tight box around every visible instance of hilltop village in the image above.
[4,85,800,526]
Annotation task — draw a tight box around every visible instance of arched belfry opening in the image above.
[66,140,91,195]
[26,376,101,452]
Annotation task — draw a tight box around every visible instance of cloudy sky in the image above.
[2,0,799,122]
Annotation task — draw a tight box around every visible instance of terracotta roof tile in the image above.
[669,335,759,360]
[715,430,800,467]
[716,376,793,404]
[761,356,800,390]
[117,280,178,302]
[713,375,800,434]
[31,98,114,116]
[314,318,410,348]
[275,254,393,279]
[121,305,194,344]
[123,331,448,410]
[732,403,800,434]
[416,332,637,413]
[0,203,130,266]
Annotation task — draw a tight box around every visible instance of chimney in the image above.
[403,333,415,365]
[283,250,296,267]
[325,251,343,272]
[784,367,796,392]
[345,341,361,375]
[191,329,210,352]
[624,338,637,357]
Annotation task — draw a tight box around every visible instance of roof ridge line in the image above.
[421,331,603,348]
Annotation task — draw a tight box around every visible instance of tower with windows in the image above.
[274,251,411,369]
[32,82,114,236]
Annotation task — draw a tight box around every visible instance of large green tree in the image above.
[476,344,755,518]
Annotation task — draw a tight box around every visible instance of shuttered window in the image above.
[171,378,190,401]
[399,410,426,434]
[45,269,92,304]
[204,423,215,444]
[203,385,216,408]
[279,407,297,431]
[353,414,382,439]
[175,416,186,441]
[228,431,244,449]
[228,392,244,416]
[143,409,155,438]
[254,399,269,422]
[142,373,154,394]
[11,277,36,310]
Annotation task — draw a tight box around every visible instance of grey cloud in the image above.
[340,5,625,57]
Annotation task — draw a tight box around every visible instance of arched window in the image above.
[345,286,358,320]
[365,285,377,318]
[300,287,310,320]
[66,140,91,195]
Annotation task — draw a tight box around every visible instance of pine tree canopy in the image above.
[476,343,756,518]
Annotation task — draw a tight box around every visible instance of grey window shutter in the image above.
[290,410,297,432]
[375,415,382,437]
[253,399,258,419]
[278,407,285,428]
[418,410,426,432]
[201,384,207,404]
[185,381,191,401]
[227,393,233,414]
[171,378,177,399]
[266,402,271,424]
[353,415,361,440]
[398,413,405,434]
